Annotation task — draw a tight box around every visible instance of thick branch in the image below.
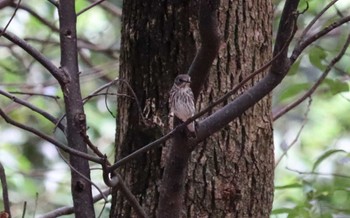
[188,0,221,100]
[270,0,300,75]
[157,0,220,217]
[0,29,64,84]
[196,0,300,141]
[58,1,95,216]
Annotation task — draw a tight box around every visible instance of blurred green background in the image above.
[0,0,349,217]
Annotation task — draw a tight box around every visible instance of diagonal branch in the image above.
[0,109,103,164]
[0,89,65,132]
[37,189,112,218]
[196,0,300,141]
[274,32,350,120]
[0,28,65,84]
[296,0,339,45]
[291,15,350,62]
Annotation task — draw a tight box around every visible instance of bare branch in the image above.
[0,29,65,84]
[188,0,221,100]
[108,125,181,172]
[274,32,350,120]
[0,0,21,37]
[195,0,300,141]
[116,174,148,218]
[0,89,65,131]
[9,91,60,100]
[270,0,300,75]
[38,189,112,218]
[286,167,350,179]
[275,97,312,167]
[0,109,103,164]
[297,0,339,45]
[55,147,108,202]
[77,0,105,16]
[14,4,59,32]
[291,15,350,62]
[108,0,302,173]
[0,162,11,218]
[87,0,122,18]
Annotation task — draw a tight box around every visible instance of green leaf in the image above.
[323,78,349,95]
[279,83,311,102]
[312,149,346,172]
[309,47,327,71]
[275,183,303,190]
[288,59,301,76]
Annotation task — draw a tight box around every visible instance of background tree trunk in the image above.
[111,0,274,217]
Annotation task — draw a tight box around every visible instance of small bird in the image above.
[169,74,196,133]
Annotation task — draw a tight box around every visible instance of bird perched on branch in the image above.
[169,74,196,133]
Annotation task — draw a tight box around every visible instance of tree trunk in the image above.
[111,0,274,217]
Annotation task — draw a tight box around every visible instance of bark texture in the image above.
[112,0,274,217]
[185,1,274,217]
[111,1,197,217]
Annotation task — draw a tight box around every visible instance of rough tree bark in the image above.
[111,0,274,217]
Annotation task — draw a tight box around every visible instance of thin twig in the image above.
[275,97,312,168]
[9,91,60,100]
[291,15,350,62]
[55,147,108,202]
[14,4,59,32]
[0,0,22,37]
[0,109,103,164]
[0,89,65,131]
[0,162,11,217]
[21,201,27,218]
[286,167,350,179]
[274,32,350,120]
[87,0,122,18]
[0,28,64,83]
[297,0,339,45]
[77,0,106,16]
[116,174,148,218]
[108,125,182,172]
[38,189,112,218]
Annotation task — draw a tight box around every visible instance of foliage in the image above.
[272,1,350,217]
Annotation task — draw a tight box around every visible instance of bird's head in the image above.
[174,74,191,88]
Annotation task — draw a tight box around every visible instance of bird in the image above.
[169,74,196,133]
